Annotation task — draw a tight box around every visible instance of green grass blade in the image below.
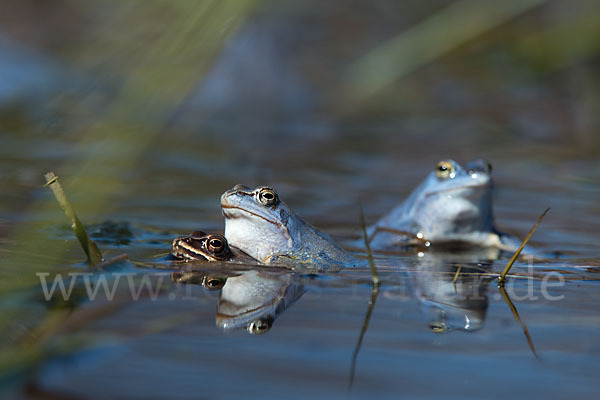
[498,208,550,285]
[44,172,103,265]
[359,206,379,285]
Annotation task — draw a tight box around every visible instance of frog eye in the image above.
[257,187,279,207]
[429,322,448,333]
[206,235,226,253]
[248,318,273,334]
[203,276,226,290]
[435,160,456,179]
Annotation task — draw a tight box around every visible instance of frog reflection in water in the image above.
[216,269,303,334]
[412,251,494,333]
[221,185,359,268]
[368,159,522,251]
[171,269,302,335]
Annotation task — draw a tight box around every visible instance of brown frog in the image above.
[171,231,256,263]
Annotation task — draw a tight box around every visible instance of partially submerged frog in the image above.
[221,185,358,268]
[368,159,521,251]
[171,231,256,263]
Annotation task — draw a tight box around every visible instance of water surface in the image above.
[1,1,599,399]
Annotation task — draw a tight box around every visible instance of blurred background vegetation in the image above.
[0,0,599,388]
[1,0,599,289]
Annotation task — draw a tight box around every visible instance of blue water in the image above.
[1,1,600,398]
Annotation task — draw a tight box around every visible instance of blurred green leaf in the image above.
[345,0,549,102]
